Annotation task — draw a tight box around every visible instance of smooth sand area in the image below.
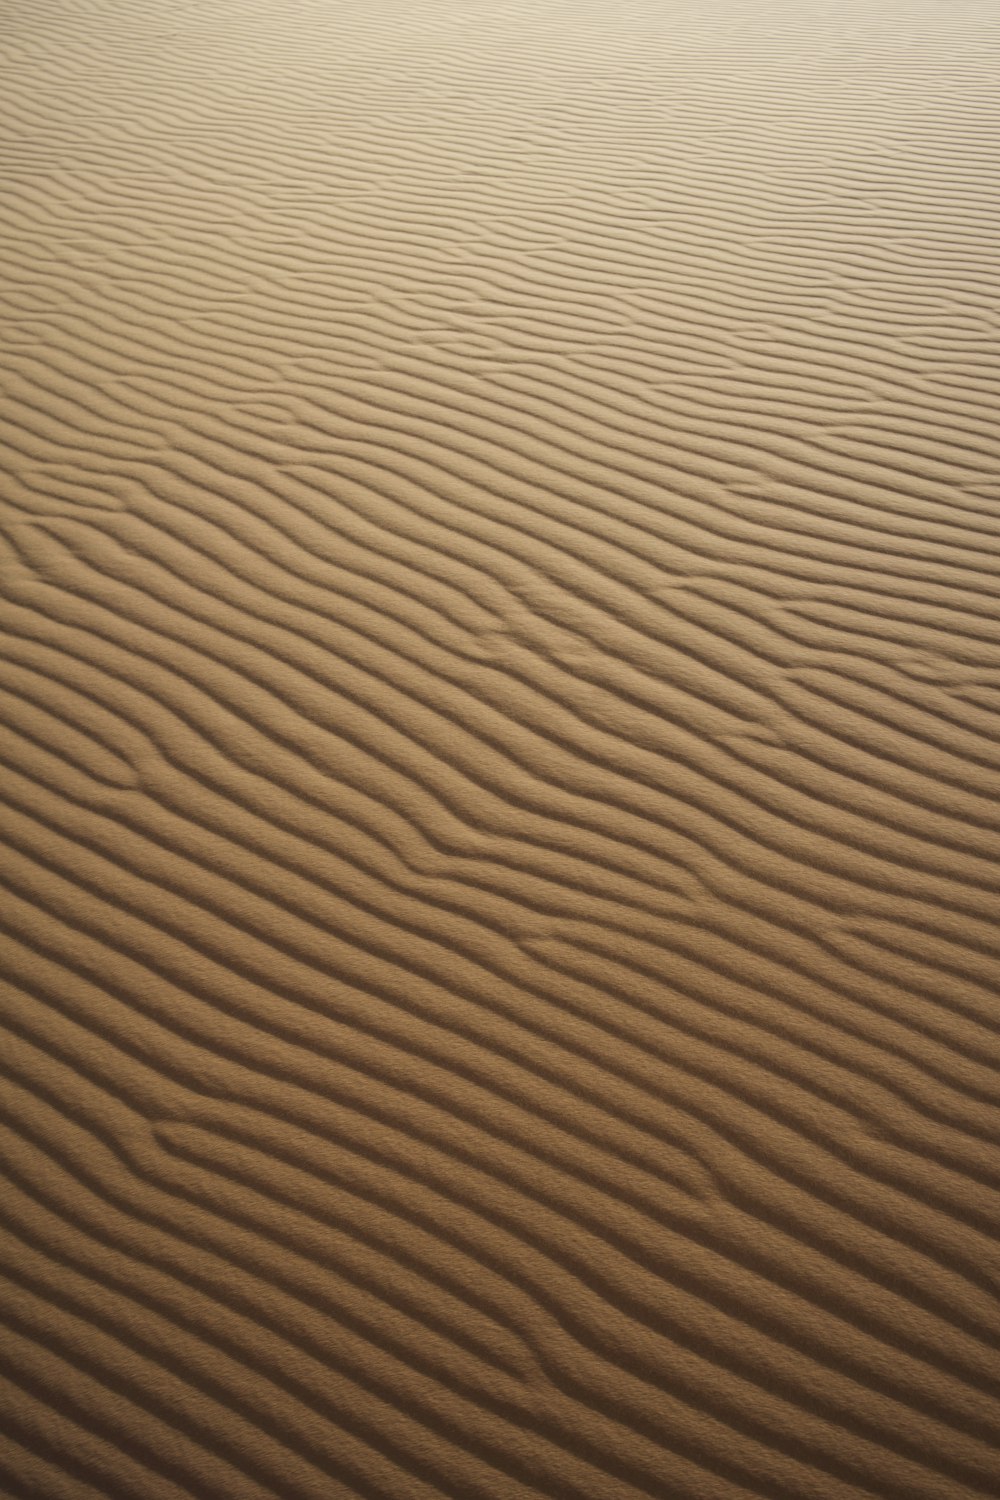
[2,2,1000,1497]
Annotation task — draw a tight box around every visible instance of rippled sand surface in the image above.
[3,3,1000,1497]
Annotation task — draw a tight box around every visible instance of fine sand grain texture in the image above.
[2,1,1000,1496]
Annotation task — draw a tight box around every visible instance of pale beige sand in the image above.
[2,1,1000,1497]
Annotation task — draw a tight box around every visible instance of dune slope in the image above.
[2,2,1000,1497]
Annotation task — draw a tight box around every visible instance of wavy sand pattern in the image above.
[2,1,1000,1496]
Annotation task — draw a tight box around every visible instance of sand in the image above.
[2,0,1000,1496]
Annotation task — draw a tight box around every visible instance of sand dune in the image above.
[2,1,1000,1496]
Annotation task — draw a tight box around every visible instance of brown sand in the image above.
[2,1,1000,1496]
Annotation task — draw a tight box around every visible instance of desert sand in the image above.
[2,1,1000,1497]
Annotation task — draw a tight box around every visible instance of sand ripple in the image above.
[2,2,1000,1497]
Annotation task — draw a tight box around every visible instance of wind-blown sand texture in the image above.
[2,1,1000,1496]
